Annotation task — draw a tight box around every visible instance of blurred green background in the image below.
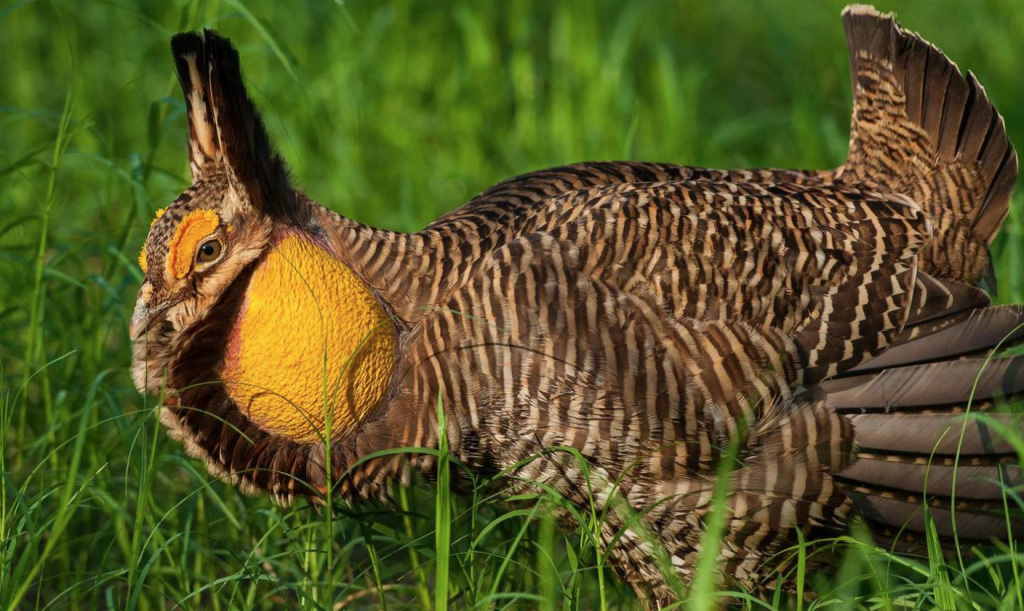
[2,0,1023,609]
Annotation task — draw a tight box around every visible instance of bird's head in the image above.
[131,31,397,501]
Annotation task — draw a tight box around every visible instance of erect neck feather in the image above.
[220,232,396,443]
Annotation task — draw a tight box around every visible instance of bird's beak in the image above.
[129,299,150,341]
[130,283,171,341]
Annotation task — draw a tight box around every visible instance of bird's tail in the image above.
[836,5,1017,288]
[820,5,1024,547]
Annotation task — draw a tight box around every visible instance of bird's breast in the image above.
[219,233,396,443]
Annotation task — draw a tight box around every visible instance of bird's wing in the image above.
[392,181,926,572]
[406,178,930,457]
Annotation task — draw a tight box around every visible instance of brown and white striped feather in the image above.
[369,181,929,595]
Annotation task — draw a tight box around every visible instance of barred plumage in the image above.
[130,5,1023,605]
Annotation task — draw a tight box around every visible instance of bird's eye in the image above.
[195,239,223,266]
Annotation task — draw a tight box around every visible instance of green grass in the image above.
[2,0,1024,609]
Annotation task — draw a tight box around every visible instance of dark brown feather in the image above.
[826,355,1024,411]
[170,31,309,227]
[849,412,1021,457]
[851,304,1024,373]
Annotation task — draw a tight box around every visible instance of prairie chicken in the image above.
[131,5,1023,604]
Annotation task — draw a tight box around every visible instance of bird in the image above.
[131,4,1023,605]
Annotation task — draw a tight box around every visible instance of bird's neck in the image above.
[220,232,396,443]
[321,210,433,321]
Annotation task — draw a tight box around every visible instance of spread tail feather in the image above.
[837,5,1018,287]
